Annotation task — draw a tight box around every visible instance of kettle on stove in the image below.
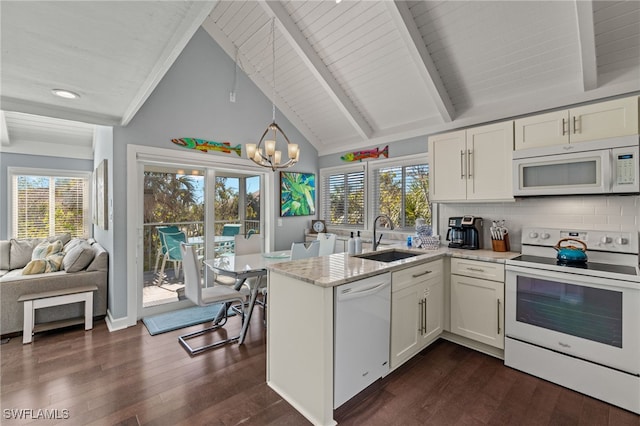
[554,238,588,263]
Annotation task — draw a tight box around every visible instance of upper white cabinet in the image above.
[515,96,639,150]
[429,121,514,202]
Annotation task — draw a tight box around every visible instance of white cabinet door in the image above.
[390,283,421,370]
[450,274,504,349]
[514,110,568,150]
[428,130,467,201]
[570,96,639,143]
[515,96,639,149]
[466,121,514,201]
[421,277,443,344]
[391,260,443,370]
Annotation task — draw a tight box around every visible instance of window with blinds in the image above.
[372,162,430,230]
[320,166,365,227]
[11,172,90,239]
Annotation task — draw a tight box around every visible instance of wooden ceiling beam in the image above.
[575,0,598,91]
[385,1,455,123]
[261,0,373,141]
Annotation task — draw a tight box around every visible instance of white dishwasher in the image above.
[334,272,391,408]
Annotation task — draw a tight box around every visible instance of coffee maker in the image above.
[446,216,483,249]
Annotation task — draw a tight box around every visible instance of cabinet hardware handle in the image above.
[412,270,432,278]
[423,298,427,334]
[418,299,423,334]
[497,299,501,335]
[467,267,485,272]
[467,149,473,178]
[573,116,579,134]
[460,150,465,179]
[562,118,567,135]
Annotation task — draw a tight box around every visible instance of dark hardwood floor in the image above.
[1,313,638,426]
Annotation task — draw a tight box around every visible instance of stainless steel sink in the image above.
[354,249,419,263]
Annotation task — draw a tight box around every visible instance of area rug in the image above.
[142,304,235,336]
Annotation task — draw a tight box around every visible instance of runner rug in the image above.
[142,304,235,336]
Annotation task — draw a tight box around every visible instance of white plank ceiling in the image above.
[1,0,639,158]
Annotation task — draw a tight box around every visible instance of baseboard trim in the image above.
[105,310,135,332]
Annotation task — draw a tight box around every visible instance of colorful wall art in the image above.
[280,172,315,217]
[341,145,389,162]
[171,137,242,156]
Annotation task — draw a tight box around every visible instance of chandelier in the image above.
[246,18,299,171]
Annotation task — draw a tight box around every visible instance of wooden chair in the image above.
[178,244,247,355]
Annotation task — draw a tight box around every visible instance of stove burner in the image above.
[556,259,587,268]
[510,255,639,277]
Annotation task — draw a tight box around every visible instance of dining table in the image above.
[203,250,291,344]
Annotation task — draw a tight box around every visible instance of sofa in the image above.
[0,234,108,336]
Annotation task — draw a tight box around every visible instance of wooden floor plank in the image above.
[1,316,638,425]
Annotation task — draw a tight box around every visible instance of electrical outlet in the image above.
[229,91,236,102]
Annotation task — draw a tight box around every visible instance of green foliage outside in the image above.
[378,165,431,229]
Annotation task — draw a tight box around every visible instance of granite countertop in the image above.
[267,245,520,288]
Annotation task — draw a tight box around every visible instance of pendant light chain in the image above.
[271,17,276,123]
[244,16,300,170]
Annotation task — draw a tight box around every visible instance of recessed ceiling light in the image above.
[51,89,80,99]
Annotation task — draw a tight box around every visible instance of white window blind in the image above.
[320,165,365,227]
[11,171,90,239]
[372,161,430,230]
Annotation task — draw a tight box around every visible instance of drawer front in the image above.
[451,258,504,282]
[392,259,443,292]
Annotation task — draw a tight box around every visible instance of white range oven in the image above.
[505,227,640,414]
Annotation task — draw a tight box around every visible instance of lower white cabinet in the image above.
[390,259,443,370]
[450,258,504,349]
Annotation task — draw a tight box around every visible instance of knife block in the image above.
[491,234,510,252]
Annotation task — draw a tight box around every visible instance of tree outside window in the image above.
[375,164,430,230]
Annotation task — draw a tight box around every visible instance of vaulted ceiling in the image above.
[1,1,639,158]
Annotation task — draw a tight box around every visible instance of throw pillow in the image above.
[22,252,65,275]
[46,233,72,246]
[31,240,64,260]
[9,238,43,270]
[63,242,95,273]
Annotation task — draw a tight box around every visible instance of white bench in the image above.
[17,285,98,344]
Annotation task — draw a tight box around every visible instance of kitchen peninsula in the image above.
[266,247,517,426]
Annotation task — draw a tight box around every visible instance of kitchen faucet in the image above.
[372,214,394,251]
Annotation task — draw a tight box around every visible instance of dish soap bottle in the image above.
[355,231,362,254]
[347,232,356,255]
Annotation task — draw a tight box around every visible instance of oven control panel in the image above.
[522,227,638,255]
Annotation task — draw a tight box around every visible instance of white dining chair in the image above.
[290,240,320,260]
[234,233,263,255]
[316,233,336,256]
[178,243,247,355]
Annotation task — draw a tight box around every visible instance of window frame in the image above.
[8,167,92,239]
[367,154,431,232]
[319,153,436,234]
[319,163,367,230]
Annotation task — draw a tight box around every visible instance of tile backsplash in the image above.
[438,195,640,252]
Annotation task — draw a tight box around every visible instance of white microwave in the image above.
[513,136,639,196]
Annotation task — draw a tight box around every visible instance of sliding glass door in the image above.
[139,163,263,315]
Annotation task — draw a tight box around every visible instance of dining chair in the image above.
[159,231,187,279]
[178,243,247,355]
[290,240,320,260]
[154,226,180,274]
[316,233,337,256]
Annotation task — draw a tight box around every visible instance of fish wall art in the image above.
[340,145,389,162]
[171,138,242,156]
